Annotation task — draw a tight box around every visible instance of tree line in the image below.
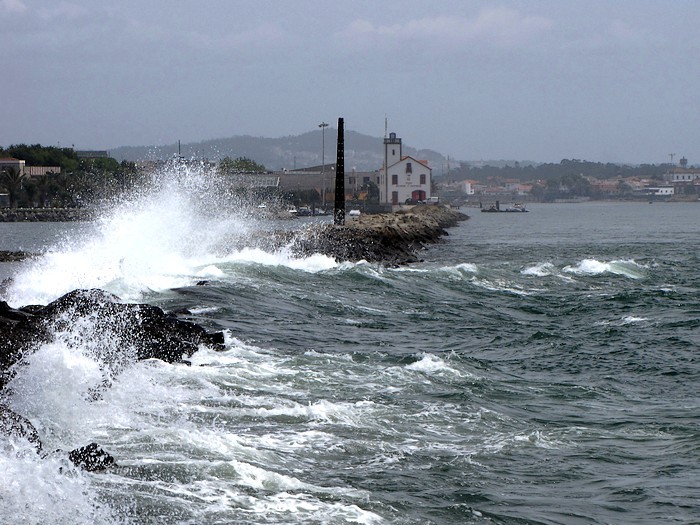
[444,158,671,184]
[0,144,141,209]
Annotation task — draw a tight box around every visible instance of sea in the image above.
[1,168,699,525]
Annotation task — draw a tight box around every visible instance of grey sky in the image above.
[2,0,698,164]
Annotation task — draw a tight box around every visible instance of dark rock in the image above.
[0,250,35,262]
[0,404,117,471]
[0,403,43,453]
[1,288,225,391]
[0,208,92,223]
[1,288,224,472]
[68,442,117,471]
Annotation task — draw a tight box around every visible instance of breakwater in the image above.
[271,205,469,266]
[0,208,92,222]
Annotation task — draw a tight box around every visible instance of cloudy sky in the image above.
[2,0,698,164]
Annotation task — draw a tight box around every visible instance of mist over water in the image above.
[1,165,699,524]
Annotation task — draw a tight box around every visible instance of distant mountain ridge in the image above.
[109,130,448,172]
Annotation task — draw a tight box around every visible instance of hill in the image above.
[109,130,447,172]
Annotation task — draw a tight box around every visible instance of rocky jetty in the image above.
[0,250,35,262]
[0,288,225,470]
[0,207,92,222]
[288,205,469,266]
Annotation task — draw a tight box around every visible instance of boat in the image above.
[480,201,529,213]
[504,203,528,212]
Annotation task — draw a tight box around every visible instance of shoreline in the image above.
[0,208,93,222]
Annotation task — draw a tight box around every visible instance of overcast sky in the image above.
[2,0,698,164]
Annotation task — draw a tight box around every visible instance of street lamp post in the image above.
[319,122,328,209]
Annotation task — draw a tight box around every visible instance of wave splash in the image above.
[6,162,335,307]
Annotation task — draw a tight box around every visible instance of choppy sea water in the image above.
[1,173,699,525]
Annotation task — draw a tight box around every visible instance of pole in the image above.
[334,117,345,225]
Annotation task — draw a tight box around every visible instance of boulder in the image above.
[68,443,117,472]
[1,289,225,391]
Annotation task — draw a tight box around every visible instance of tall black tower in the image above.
[334,117,345,225]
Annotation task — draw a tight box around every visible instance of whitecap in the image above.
[405,353,464,377]
[521,262,556,277]
[563,258,646,279]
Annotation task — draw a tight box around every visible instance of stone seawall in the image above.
[0,208,93,222]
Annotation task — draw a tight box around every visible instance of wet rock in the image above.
[1,289,225,391]
[68,442,117,471]
[0,250,35,262]
[1,404,117,471]
[1,289,224,472]
[0,208,93,222]
[0,403,43,453]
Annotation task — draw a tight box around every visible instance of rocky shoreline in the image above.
[0,207,93,222]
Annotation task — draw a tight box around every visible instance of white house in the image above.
[379,132,432,205]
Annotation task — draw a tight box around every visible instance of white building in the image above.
[646,185,675,196]
[379,132,432,205]
[460,180,476,195]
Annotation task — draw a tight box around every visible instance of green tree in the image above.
[218,156,266,174]
[365,181,380,204]
[0,167,25,208]
[0,144,79,172]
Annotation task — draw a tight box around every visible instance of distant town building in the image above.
[379,132,432,205]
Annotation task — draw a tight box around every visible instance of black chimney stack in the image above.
[334,117,345,225]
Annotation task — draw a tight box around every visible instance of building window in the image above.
[420,174,426,185]
[349,177,356,185]
[406,162,412,174]
[392,174,398,185]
